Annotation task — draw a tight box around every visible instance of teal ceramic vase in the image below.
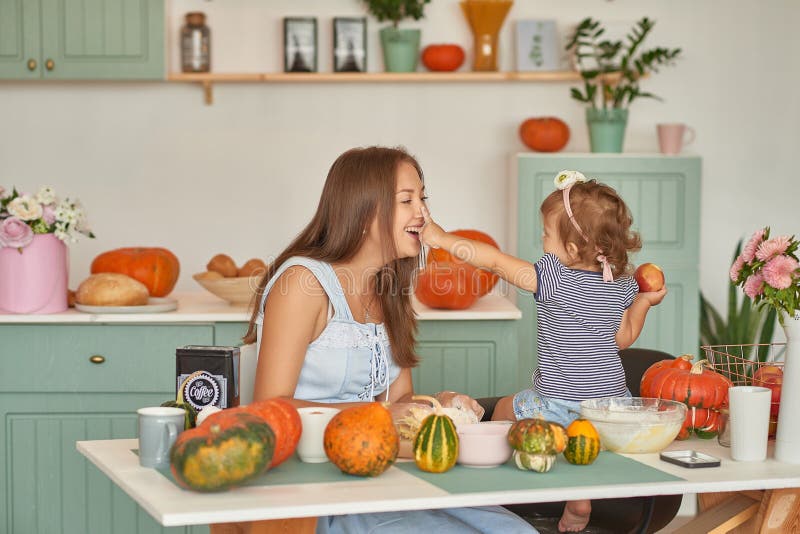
[379,27,421,72]
[586,108,629,153]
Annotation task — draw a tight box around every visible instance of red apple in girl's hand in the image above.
[634,263,665,292]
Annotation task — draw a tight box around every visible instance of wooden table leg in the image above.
[210,517,317,534]
[674,493,759,534]
[750,488,800,533]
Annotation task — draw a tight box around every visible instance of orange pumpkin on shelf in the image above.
[91,247,180,297]
[421,44,466,72]
[427,229,500,297]
[519,117,570,152]
[416,261,479,310]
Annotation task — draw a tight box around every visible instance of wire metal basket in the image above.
[701,343,785,385]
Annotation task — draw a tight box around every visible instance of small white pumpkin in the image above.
[513,451,557,473]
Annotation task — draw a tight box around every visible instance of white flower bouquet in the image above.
[0,186,94,250]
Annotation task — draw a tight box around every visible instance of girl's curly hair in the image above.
[541,180,641,278]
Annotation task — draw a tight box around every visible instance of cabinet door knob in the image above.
[45,59,54,71]
[27,59,37,71]
[89,355,106,364]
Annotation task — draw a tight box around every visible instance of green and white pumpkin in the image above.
[411,395,459,473]
[507,418,567,473]
[513,451,557,473]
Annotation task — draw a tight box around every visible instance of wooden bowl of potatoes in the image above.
[193,254,266,306]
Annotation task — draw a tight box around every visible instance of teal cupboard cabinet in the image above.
[1,309,518,533]
[0,0,164,79]
[516,154,701,387]
[0,324,214,534]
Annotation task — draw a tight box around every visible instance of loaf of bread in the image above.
[76,273,150,306]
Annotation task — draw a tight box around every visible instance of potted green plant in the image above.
[565,17,682,153]
[363,0,430,72]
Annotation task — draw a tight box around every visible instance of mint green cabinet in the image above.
[414,320,519,397]
[516,154,702,387]
[0,317,515,532]
[0,0,164,80]
[0,324,212,534]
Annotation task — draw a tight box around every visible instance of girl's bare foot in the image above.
[558,499,591,532]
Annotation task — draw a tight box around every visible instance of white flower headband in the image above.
[553,170,613,282]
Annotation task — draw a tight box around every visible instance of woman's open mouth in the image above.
[405,225,422,241]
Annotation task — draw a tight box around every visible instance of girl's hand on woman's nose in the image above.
[419,206,445,249]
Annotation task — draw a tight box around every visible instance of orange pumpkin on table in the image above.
[91,247,180,297]
[243,398,302,468]
[323,403,398,477]
[640,355,732,439]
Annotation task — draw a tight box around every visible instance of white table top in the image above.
[77,438,800,527]
[0,292,521,323]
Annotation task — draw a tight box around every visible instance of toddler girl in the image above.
[420,170,666,532]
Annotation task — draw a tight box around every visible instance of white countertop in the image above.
[0,292,521,323]
[77,437,800,527]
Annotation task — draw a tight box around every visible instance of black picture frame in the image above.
[283,17,318,73]
[333,17,367,73]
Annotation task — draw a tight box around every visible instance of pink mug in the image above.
[657,123,695,155]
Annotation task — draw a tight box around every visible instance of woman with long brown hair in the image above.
[244,146,537,533]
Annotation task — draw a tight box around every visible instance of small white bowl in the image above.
[456,421,513,468]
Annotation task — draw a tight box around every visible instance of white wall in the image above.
[2,0,798,318]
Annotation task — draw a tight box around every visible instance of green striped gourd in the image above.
[411,395,459,473]
[507,418,567,473]
[563,419,600,465]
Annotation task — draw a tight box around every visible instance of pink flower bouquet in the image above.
[0,186,94,251]
[730,227,800,320]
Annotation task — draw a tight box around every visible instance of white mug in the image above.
[137,407,185,469]
[729,386,771,461]
[296,407,340,463]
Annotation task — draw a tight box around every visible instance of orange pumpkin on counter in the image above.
[519,117,570,152]
[91,247,180,297]
[427,229,500,297]
[416,261,479,310]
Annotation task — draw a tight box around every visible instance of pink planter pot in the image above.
[0,233,68,313]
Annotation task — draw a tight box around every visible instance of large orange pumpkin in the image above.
[679,407,723,440]
[639,354,693,398]
[244,398,302,468]
[427,229,500,297]
[643,359,732,410]
[323,403,398,477]
[91,247,180,297]
[519,117,570,152]
[416,261,479,310]
[421,44,465,72]
[641,358,732,440]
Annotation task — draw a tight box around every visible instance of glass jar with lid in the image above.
[181,12,210,73]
